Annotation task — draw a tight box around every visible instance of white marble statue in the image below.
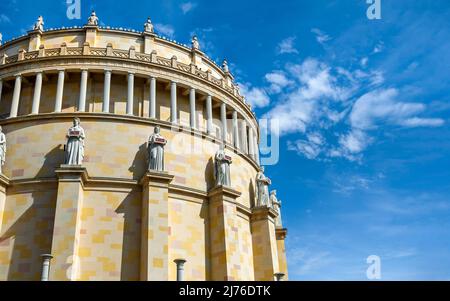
[64,118,85,165]
[144,17,154,33]
[192,35,199,50]
[148,126,167,171]
[270,190,283,227]
[34,16,44,31]
[222,59,229,73]
[214,145,232,187]
[255,166,271,207]
[87,11,99,26]
[0,126,6,174]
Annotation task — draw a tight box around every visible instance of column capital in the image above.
[55,165,89,184]
[275,228,288,240]
[207,185,241,200]
[139,170,174,187]
[104,69,112,73]
[251,206,278,222]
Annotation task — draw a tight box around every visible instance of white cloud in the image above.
[264,71,294,93]
[349,88,441,130]
[0,14,11,23]
[277,36,298,54]
[154,23,175,38]
[238,83,270,108]
[398,117,445,128]
[180,2,197,14]
[311,28,331,45]
[360,57,369,67]
[288,132,325,159]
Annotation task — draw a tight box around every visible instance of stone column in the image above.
[206,95,213,135]
[140,171,174,281]
[276,228,288,280]
[54,70,65,113]
[31,72,43,114]
[150,77,156,119]
[127,72,134,115]
[10,75,22,118]
[240,120,248,154]
[50,165,88,281]
[78,69,88,112]
[220,103,227,141]
[170,81,177,123]
[0,79,3,105]
[232,111,240,149]
[208,185,242,280]
[274,272,285,281]
[40,254,53,281]
[254,134,260,165]
[174,259,187,281]
[103,70,111,113]
[248,127,255,159]
[250,207,280,281]
[189,88,196,129]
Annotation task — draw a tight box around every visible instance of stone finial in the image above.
[0,33,2,46]
[87,10,99,26]
[191,35,199,50]
[144,17,154,33]
[33,16,44,31]
[222,59,229,73]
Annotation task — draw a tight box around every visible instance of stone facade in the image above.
[0,17,288,281]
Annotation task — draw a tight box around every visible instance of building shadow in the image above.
[204,157,214,192]
[128,142,147,181]
[199,199,210,280]
[248,179,256,208]
[1,145,62,280]
[115,190,141,281]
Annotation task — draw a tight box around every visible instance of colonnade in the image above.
[0,70,260,163]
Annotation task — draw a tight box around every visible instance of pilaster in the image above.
[28,29,42,52]
[251,206,280,280]
[143,32,156,54]
[207,185,242,280]
[0,174,10,235]
[139,171,174,281]
[84,25,98,47]
[49,165,88,280]
[275,228,288,280]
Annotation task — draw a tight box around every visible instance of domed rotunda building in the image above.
[0,13,288,281]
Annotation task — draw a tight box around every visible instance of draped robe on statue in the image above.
[214,149,231,187]
[255,171,271,207]
[148,129,166,171]
[65,125,85,165]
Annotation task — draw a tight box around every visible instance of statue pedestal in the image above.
[250,206,280,280]
[207,185,242,280]
[275,228,288,280]
[139,171,174,281]
[49,165,88,280]
[0,174,10,235]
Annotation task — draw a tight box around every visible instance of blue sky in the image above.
[1,0,450,280]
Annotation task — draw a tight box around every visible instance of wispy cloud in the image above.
[154,23,175,38]
[277,36,298,54]
[0,14,11,23]
[311,28,331,46]
[180,2,197,14]
[238,83,270,108]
